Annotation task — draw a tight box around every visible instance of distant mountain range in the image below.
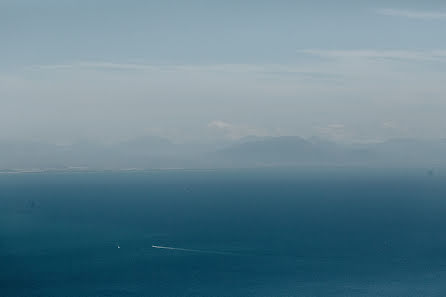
[1,136,446,170]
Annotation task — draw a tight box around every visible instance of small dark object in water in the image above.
[427,169,434,177]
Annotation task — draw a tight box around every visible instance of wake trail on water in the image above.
[151,245,236,255]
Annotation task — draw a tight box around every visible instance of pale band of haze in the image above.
[1,0,446,145]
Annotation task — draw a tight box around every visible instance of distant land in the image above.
[1,136,446,171]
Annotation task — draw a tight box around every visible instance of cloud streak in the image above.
[28,62,343,81]
[298,49,446,61]
[208,121,270,139]
[377,9,446,19]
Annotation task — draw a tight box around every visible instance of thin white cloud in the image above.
[33,62,158,71]
[29,62,335,79]
[208,121,269,140]
[208,120,232,130]
[377,9,446,19]
[298,49,446,61]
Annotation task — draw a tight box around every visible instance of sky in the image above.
[1,0,446,144]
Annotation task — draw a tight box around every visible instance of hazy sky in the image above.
[1,0,446,144]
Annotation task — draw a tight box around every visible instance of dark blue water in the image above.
[1,168,446,297]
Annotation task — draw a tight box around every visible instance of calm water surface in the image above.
[1,168,446,296]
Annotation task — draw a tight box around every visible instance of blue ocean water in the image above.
[1,168,446,297]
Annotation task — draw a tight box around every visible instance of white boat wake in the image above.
[151,245,234,255]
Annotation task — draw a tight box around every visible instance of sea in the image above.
[1,167,446,297]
